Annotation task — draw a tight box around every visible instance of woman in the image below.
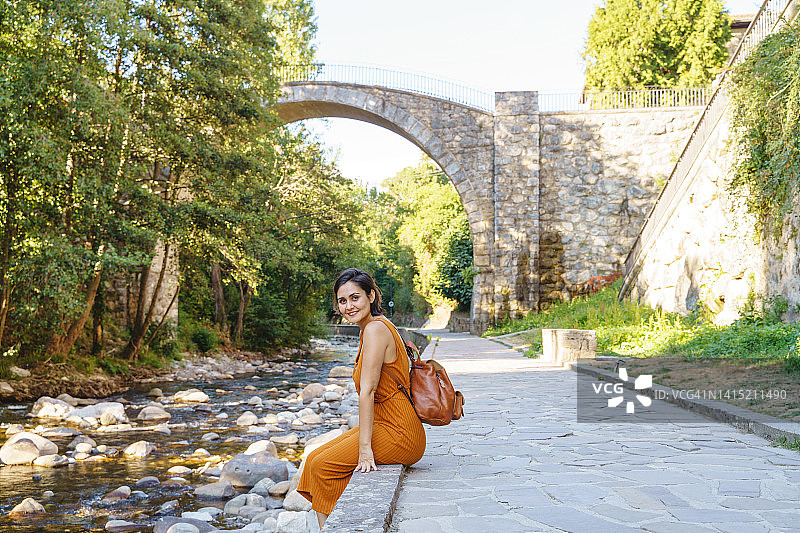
[297,268,426,527]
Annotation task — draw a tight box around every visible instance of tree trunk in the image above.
[46,265,103,357]
[144,284,179,351]
[234,280,251,347]
[211,261,227,331]
[0,284,12,349]
[120,241,171,360]
[0,171,18,350]
[91,276,105,356]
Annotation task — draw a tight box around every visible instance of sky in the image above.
[300,0,763,188]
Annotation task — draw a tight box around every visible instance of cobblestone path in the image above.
[388,333,800,533]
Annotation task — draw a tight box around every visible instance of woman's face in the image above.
[336,280,374,324]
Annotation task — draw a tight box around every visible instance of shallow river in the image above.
[0,337,359,532]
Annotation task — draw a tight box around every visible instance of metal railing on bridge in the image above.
[621,0,799,296]
[278,63,496,113]
[538,87,711,112]
[278,63,712,114]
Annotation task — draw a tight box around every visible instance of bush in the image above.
[191,327,219,354]
[785,338,800,373]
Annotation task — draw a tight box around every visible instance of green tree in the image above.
[435,220,475,312]
[584,0,731,89]
[381,158,471,314]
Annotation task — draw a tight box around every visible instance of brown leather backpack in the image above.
[384,338,464,426]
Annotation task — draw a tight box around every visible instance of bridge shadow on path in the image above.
[387,332,800,533]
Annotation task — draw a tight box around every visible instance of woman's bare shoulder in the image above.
[364,317,392,338]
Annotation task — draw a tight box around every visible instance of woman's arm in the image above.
[356,321,391,472]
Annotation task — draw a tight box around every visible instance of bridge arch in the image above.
[278,82,498,331]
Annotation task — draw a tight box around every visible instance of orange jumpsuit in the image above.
[297,316,426,515]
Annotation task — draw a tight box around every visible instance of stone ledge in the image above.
[570,363,800,443]
[322,465,405,533]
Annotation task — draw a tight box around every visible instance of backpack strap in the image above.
[381,364,414,406]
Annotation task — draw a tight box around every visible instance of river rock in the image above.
[74,442,93,454]
[244,440,278,458]
[39,426,80,438]
[301,383,325,403]
[68,435,96,449]
[8,497,45,516]
[260,414,279,425]
[282,490,311,512]
[0,437,39,465]
[153,516,218,533]
[236,411,259,426]
[71,402,128,424]
[174,389,209,403]
[147,387,164,397]
[268,480,291,497]
[194,479,236,499]
[32,454,69,467]
[248,396,263,406]
[220,451,288,487]
[10,365,30,378]
[276,511,306,533]
[102,485,131,502]
[105,519,142,532]
[328,366,351,379]
[297,413,322,425]
[181,511,214,522]
[31,396,75,419]
[5,423,23,436]
[56,393,79,406]
[123,440,156,458]
[2,431,58,456]
[262,516,278,532]
[270,434,298,446]
[249,476,276,495]
[0,381,14,395]
[223,494,247,515]
[156,500,180,515]
[322,390,342,402]
[238,504,267,520]
[138,405,171,422]
[135,476,160,487]
[167,465,193,475]
[201,432,219,441]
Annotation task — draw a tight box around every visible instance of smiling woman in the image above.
[296,268,426,528]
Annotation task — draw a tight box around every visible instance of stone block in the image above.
[541,329,597,364]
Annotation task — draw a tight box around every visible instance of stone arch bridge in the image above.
[278,65,705,333]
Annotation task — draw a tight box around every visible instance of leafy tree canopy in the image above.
[584,0,731,89]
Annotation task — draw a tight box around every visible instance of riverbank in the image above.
[0,337,359,532]
[0,346,314,404]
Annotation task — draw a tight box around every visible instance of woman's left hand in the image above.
[356,447,377,473]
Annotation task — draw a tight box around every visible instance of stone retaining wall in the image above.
[622,109,800,323]
[539,108,701,303]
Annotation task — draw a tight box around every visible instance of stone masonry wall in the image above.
[107,242,180,332]
[493,92,540,320]
[538,108,702,304]
[625,110,800,324]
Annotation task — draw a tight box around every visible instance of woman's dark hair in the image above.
[333,268,384,316]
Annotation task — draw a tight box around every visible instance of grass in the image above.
[485,279,800,366]
[773,435,800,451]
